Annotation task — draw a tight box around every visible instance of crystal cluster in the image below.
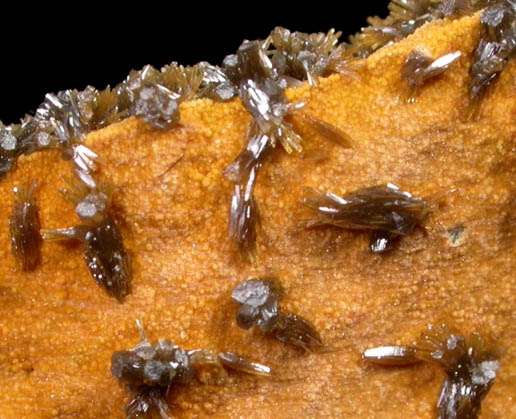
[267,27,354,86]
[401,49,461,100]
[300,183,435,253]
[232,278,323,351]
[111,338,196,418]
[0,62,204,179]
[0,7,511,416]
[364,324,500,419]
[0,88,122,180]
[349,0,483,58]
[221,40,299,263]
[417,324,500,418]
[469,1,516,116]
[348,0,516,114]
[9,180,41,271]
[218,34,353,263]
[41,158,132,302]
[111,323,270,418]
[0,1,513,178]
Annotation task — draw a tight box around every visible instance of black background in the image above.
[1,4,389,124]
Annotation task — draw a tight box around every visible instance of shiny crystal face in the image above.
[362,345,420,366]
[232,278,322,351]
[0,132,17,151]
[228,182,261,264]
[76,193,108,222]
[84,215,131,302]
[130,83,179,130]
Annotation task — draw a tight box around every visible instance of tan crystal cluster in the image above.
[0,11,515,418]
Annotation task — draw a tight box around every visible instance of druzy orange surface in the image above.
[0,12,515,418]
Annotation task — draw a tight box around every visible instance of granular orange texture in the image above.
[0,11,515,418]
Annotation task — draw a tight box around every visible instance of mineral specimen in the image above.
[0,2,515,418]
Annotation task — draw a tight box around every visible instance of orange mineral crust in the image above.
[1,12,516,419]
